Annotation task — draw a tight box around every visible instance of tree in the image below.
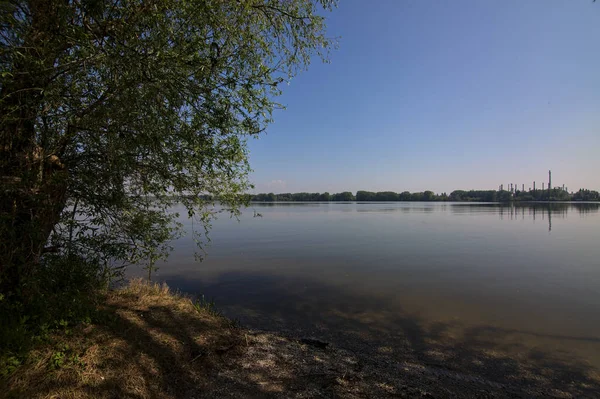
[375,191,398,201]
[277,193,293,201]
[0,0,336,296]
[573,189,600,201]
[449,190,466,201]
[410,192,424,201]
[356,191,375,201]
[331,191,354,201]
[398,191,411,201]
[423,190,435,201]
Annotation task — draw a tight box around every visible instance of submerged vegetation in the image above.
[249,188,600,202]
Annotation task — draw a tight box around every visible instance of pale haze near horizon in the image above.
[248,0,599,194]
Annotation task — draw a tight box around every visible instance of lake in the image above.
[128,202,600,389]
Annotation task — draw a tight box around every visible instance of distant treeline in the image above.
[248,188,600,202]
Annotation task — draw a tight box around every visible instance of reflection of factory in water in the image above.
[498,204,559,232]
[497,202,600,232]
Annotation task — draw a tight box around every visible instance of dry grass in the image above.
[1,279,244,399]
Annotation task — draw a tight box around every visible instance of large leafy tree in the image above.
[0,0,335,295]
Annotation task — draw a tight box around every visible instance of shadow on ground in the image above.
[162,271,600,398]
[3,282,429,398]
[5,275,600,398]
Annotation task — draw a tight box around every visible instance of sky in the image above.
[248,0,600,194]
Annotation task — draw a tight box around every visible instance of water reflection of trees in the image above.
[252,202,327,207]
[250,202,600,222]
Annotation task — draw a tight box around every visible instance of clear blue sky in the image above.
[248,0,600,194]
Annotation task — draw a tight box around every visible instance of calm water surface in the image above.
[128,202,600,376]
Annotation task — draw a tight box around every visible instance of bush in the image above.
[0,254,107,377]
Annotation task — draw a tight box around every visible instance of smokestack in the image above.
[542,182,544,190]
[549,170,552,200]
[534,181,536,191]
[522,184,525,192]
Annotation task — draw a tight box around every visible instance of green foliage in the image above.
[449,190,498,202]
[193,295,221,318]
[0,0,336,379]
[0,255,104,377]
[0,356,21,378]
[47,343,84,370]
[250,188,600,202]
[0,0,337,300]
[573,189,600,201]
[356,191,375,201]
[50,350,66,370]
[254,191,355,201]
[331,192,355,201]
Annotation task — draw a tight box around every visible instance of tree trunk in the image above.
[0,85,68,297]
[0,0,69,298]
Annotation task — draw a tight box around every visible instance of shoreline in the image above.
[4,280,599,398]
[247,200,600,204]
